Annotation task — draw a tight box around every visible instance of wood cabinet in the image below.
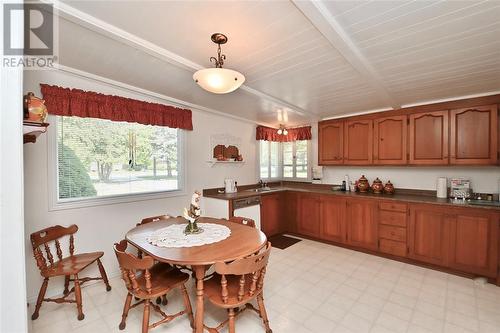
[448,209,498,277]
[344,120,373,165]
[297,193,321,238]
[373,115,407,165]
[260,193,282,237]
[320,196,346,243]
[318,121,343,165]
[409,110,449,165]
[408,205,450,266]
[450,105,498,165]
[346,199,377,250]
[284,191,298,234]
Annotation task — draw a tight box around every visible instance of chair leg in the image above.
[228,308,236,333]
[180,285,194,328]
[63,275,70,295]
[31,278,49,320]
[142,299,150,333]
[119,293,133,330]
[257,293,272,333]
[74,274,84,320]
[97,258,112,291]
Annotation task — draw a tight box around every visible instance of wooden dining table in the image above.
[125,216,267,333]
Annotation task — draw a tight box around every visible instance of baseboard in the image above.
[27,269,122,304]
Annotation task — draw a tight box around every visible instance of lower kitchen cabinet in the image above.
[408,205,450,266]
[284,191,298,233]
[320,195,346,243]
[448,209,498,277]
[297,193,321,238]
[260,193,282,237]
[346,199,378,250]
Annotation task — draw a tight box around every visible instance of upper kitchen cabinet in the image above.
[344,119,373,165]
[318,121,343,165]
[373,115,407,165]
[409,110,449,165]
[450,105,498,165]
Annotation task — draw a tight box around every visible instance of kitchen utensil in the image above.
[437,177,447,198]
[224,179,237,193]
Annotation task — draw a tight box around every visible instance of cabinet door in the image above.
[284,191,298,234]
[450,105,498,165]
[318,121,343,165]
[373,115,407,165]
[408,205,450,266]
[344,120,373,165]
[346,199,377,250]
[297,193,321,238]
[448,210,498,277]
[320,196,346,243]
[260,193,282,237]
[409,111,449,165]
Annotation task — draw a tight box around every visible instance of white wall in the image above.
[0,2,28,332]
[23,69,258,301]
[310,124,500,193]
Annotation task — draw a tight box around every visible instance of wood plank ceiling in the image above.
[54,0,500,126]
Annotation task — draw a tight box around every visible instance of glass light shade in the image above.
[277,129,283,135]
[283,129,288,135]
[193,68,245,94]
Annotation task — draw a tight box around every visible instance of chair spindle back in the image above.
[30,225,78,273]
[114,240,155,295]
[214,242,271,303]
[228,216,256,228]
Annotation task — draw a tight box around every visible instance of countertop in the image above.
[203,184,500,211]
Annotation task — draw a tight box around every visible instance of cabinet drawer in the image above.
[379,225,406,242]
[379,202,407,213]
[379,239,407,257]
[379,210,407,227]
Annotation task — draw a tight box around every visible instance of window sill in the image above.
[48,189,186,211]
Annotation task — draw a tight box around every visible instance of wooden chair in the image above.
[228,216,256,228]
[30,225,111,321]
[136,215,174,305]
[203,242,272,333]
[114,240,194,333]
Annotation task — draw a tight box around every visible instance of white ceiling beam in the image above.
[292,0,401,110]
[46,0,310,118]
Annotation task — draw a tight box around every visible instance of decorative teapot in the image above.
[371,178,383,194]
[357,175,370,193]
[384,181,395,194]
[24,92,47,123]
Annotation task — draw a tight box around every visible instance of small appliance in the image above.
[450,178,471,199]
[224,179,237,193]
[312,166,323,184]
[436,177,448,198]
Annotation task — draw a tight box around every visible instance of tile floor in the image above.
[28,238,500,333]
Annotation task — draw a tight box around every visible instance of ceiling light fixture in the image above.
[193,33,245,94]
[277,124,288,135]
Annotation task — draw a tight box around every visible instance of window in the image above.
[259,140,309,180]
[259,140,279,179]
[54,116,183,205]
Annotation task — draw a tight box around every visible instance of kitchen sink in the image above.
[245,187,277,193]
[466,200,500,207]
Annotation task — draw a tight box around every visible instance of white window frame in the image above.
[259,140,311,182]
[258,140,282,181]
[47,115,187,211]
[282,140,311,181]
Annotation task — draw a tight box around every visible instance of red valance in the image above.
[40,84,193,130]
[256,125,311,142]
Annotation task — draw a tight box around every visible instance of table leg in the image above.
[192,265,207,333]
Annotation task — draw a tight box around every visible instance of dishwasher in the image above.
[232,196,261,230]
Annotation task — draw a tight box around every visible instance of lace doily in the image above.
[146,223,231,248]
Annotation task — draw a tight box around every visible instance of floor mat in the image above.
[268,234,302,249]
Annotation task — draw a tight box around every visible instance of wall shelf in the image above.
[23,121,49,144]
[206,160,245,167]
